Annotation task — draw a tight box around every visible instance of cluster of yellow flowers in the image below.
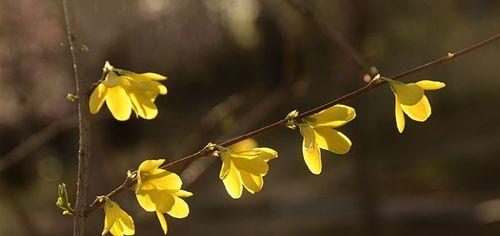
[101,159,192,235]
[88,62,445,235]
[89,62,168,121]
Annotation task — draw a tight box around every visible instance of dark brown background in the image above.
[1,0,500,235]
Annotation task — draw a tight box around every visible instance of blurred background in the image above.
[1,0,500,235]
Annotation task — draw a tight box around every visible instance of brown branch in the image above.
[0,115,76,172]
[85,32,500,215]
[284,0,374,75]
[181,80,308,187]
[179,26,304,187]
[61,0,91,235]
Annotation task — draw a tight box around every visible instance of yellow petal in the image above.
[401,95,432,122]
[302,142,321,175]
[115,210,134,235]
[222,163,243,199]
[135,190,175,212]
[141,169,182,191]
[102,72,123,87]
[240,171,263,193]
[219,154,231,179]
[128,92,158,120]
[390,81,424,106]
[313,127,352,154]
[149,191,175,211]
[104,200,134,236]
[299,125,315,150]
[156,211,168,235]
[138,159,165,173]
[253,148,278,161]
[232,157,268,175]
[416,80,445,90]
[90,84,107,114]
[102,207,113,235]
[304,105,356,128]
[175,190,193,198]
[151,81,168,95]
[105,86,132,121]
[141,72,167,81]
[109,225,123,236]
[229,139,258,152]
[230,152,259,159]
[395,96,405,133]
[166,196,190,218]
[134,190,156,212]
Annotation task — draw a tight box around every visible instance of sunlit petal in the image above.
[175,190,193,198]
[138,159,165,174]
[401,95,432,121]
[90,84,107,114]
[390,81,424,105]
[222,163,243,199]
[141,72,167,81]
[302,142,322,175]
[141,169,182,191]
[299,125,315,150]
[156,211,168,235]
[416,80,446,90]
[232,157,268,175]
[313,127,352,154]
[166,196,190,218]
[304,105,356,128]
[219,154,231,179]
[105,86,132,121]
[229,139,258,152]
[128,92,158,120]
[252,148,278,161]
[395,96,405,133]
[240,171,263,193]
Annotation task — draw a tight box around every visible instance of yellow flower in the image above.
[217,142,278,199]
[134,159,192,235]
[89,61,167,121]
[387,79,445,133]
[298,105,356,175]
[101,197,135,236]
[228,138,258,152]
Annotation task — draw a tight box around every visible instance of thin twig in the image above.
[284,0,373,75]
[0,115,76,172]
[85,32,500,215]
[181,80,308,187]
[179,25,304,187]
[62,0,91,235]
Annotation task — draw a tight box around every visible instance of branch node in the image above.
[285,110,299,129]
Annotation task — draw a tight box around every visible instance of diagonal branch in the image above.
[85,32,500,215]
[61,0,91,235]
[284,0,374,75]
[0,115,76,172]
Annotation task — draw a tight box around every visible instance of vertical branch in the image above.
[61,0,91,235]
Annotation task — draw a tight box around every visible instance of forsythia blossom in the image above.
[295,105,356,175]
[101,197,135,236]
[217,142,278,199]
[134,159,192,235]
[89,61,168,121]
[384,78,445,133]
